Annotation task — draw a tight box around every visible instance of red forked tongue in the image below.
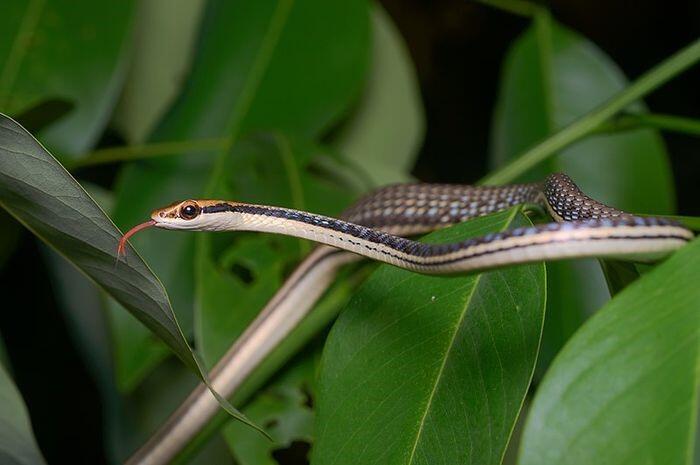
[117,220,156,257]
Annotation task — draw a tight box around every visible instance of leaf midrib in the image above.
[405,206,520,465]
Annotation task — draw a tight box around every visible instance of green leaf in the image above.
[490,17,675,371]
[0,113,204,384]
[197,133,353,365]
[112,0,206,143]
[111,0,369,385]
[225,349,318,465]
[519,238,700,465]
[237,1,370,138]
[0,114,264,435]
[44,181,166,392]
[313,208,546,465]
[332,2,425,186]
[108,299,171,392]
[0,360,47,465]
[0,0,136,155]
[41,228,228,462]
[599,259,641,296]
[165,261,367,465]
[112,357,230,463]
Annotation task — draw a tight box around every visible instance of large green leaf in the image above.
[332,2,425,186]
[0,114,262,434]
[490,17,675,372]
[154,258,367,465]
[519,238,700,465]
[313,208,546,465]
[112,0,206,144]
[111,0,369,386]
[0,114,198,380]
[0,360,47,465]
[43,182,166,393]
[0,0,135,155]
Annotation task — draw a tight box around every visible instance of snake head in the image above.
[118,199,229,257]
[150,199,202,228]
[149,199,241,231]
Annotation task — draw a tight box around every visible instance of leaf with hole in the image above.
[225,349,318,465]
[197,133,354,365]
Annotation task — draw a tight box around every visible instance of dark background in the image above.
[1,1,699,463]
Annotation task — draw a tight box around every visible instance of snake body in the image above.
[121,173,692,465]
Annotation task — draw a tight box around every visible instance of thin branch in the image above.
[69,138,227,169]
[598,112,700,137]
[481,37,700,185]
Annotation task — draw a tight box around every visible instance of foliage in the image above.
[490,16,675,374]
[0,1,699,465]
[0,357,47,465]
[314,208,546,465]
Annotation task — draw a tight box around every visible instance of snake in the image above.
[119,173,692,465]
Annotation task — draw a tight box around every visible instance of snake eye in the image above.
[180,202,200,220]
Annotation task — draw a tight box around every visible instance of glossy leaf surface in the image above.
[0,114,260,433]
[519,238,700,465]
[314,208,546,465]
[0,114,196,376]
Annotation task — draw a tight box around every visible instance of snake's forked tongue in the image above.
[117,220,156,258]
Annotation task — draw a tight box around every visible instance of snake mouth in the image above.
[117,220,157,257]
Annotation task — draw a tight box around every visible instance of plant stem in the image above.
[69,137,227,169]
[481,37,700,185]
[598,112,700,137]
